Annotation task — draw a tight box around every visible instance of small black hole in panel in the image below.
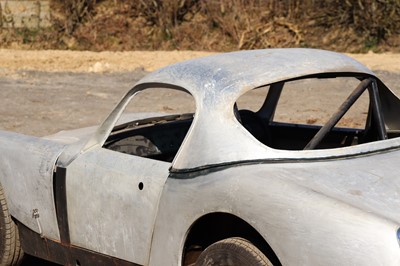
[138,182,144,190]
[76,260,81,266]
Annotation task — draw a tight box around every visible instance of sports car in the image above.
[1,49,400,265]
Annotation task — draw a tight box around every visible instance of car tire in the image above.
[0,183,24,266]
[195,237,273,266]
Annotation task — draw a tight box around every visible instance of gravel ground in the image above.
[0,70,148,136]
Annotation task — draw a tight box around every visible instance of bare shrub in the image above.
[1,0,399,52]
[49,0,93,35]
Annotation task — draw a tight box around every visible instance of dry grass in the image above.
[1,0,399,52]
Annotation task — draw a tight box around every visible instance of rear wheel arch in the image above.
[182,212,281,265]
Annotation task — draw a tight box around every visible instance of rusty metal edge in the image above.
[17,222,141,266]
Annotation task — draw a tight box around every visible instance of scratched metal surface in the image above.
[66,147,170,264]
[0,131,64,240]
[150,151,400,265]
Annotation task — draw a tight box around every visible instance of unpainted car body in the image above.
[0,49,400,265]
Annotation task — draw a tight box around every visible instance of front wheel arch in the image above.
[182,212,281,265]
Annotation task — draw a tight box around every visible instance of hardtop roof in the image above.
[135,48,374,98]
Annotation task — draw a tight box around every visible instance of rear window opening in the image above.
[235,76,396,151]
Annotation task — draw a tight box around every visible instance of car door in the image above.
[65,146,170,264]
[52,83,196,265]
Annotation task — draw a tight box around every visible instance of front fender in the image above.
[0,131,65,240]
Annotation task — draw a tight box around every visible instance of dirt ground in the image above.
[1,49,400,73]
[1,49,400,137]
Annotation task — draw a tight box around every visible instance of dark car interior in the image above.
[104,114,193,162]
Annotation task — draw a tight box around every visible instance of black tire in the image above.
[195,237,273,266]
[0,183,24,266]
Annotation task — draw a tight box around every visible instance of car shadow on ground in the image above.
[21,255,60,265]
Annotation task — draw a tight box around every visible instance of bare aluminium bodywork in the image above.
[0,49,400,265]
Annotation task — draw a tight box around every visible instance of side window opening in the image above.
[236,86,270,112]
[235,76,390,151]
[103,87,195,162]
[235,85,271,144]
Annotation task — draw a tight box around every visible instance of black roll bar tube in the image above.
[304,78,373,150]
[369,80,388,140]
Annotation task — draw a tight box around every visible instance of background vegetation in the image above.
[1,0,400,52]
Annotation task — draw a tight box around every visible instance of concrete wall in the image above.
[0,0,51,28]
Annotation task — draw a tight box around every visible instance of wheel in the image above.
[0,183,24,265]
[195,237,273,266]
